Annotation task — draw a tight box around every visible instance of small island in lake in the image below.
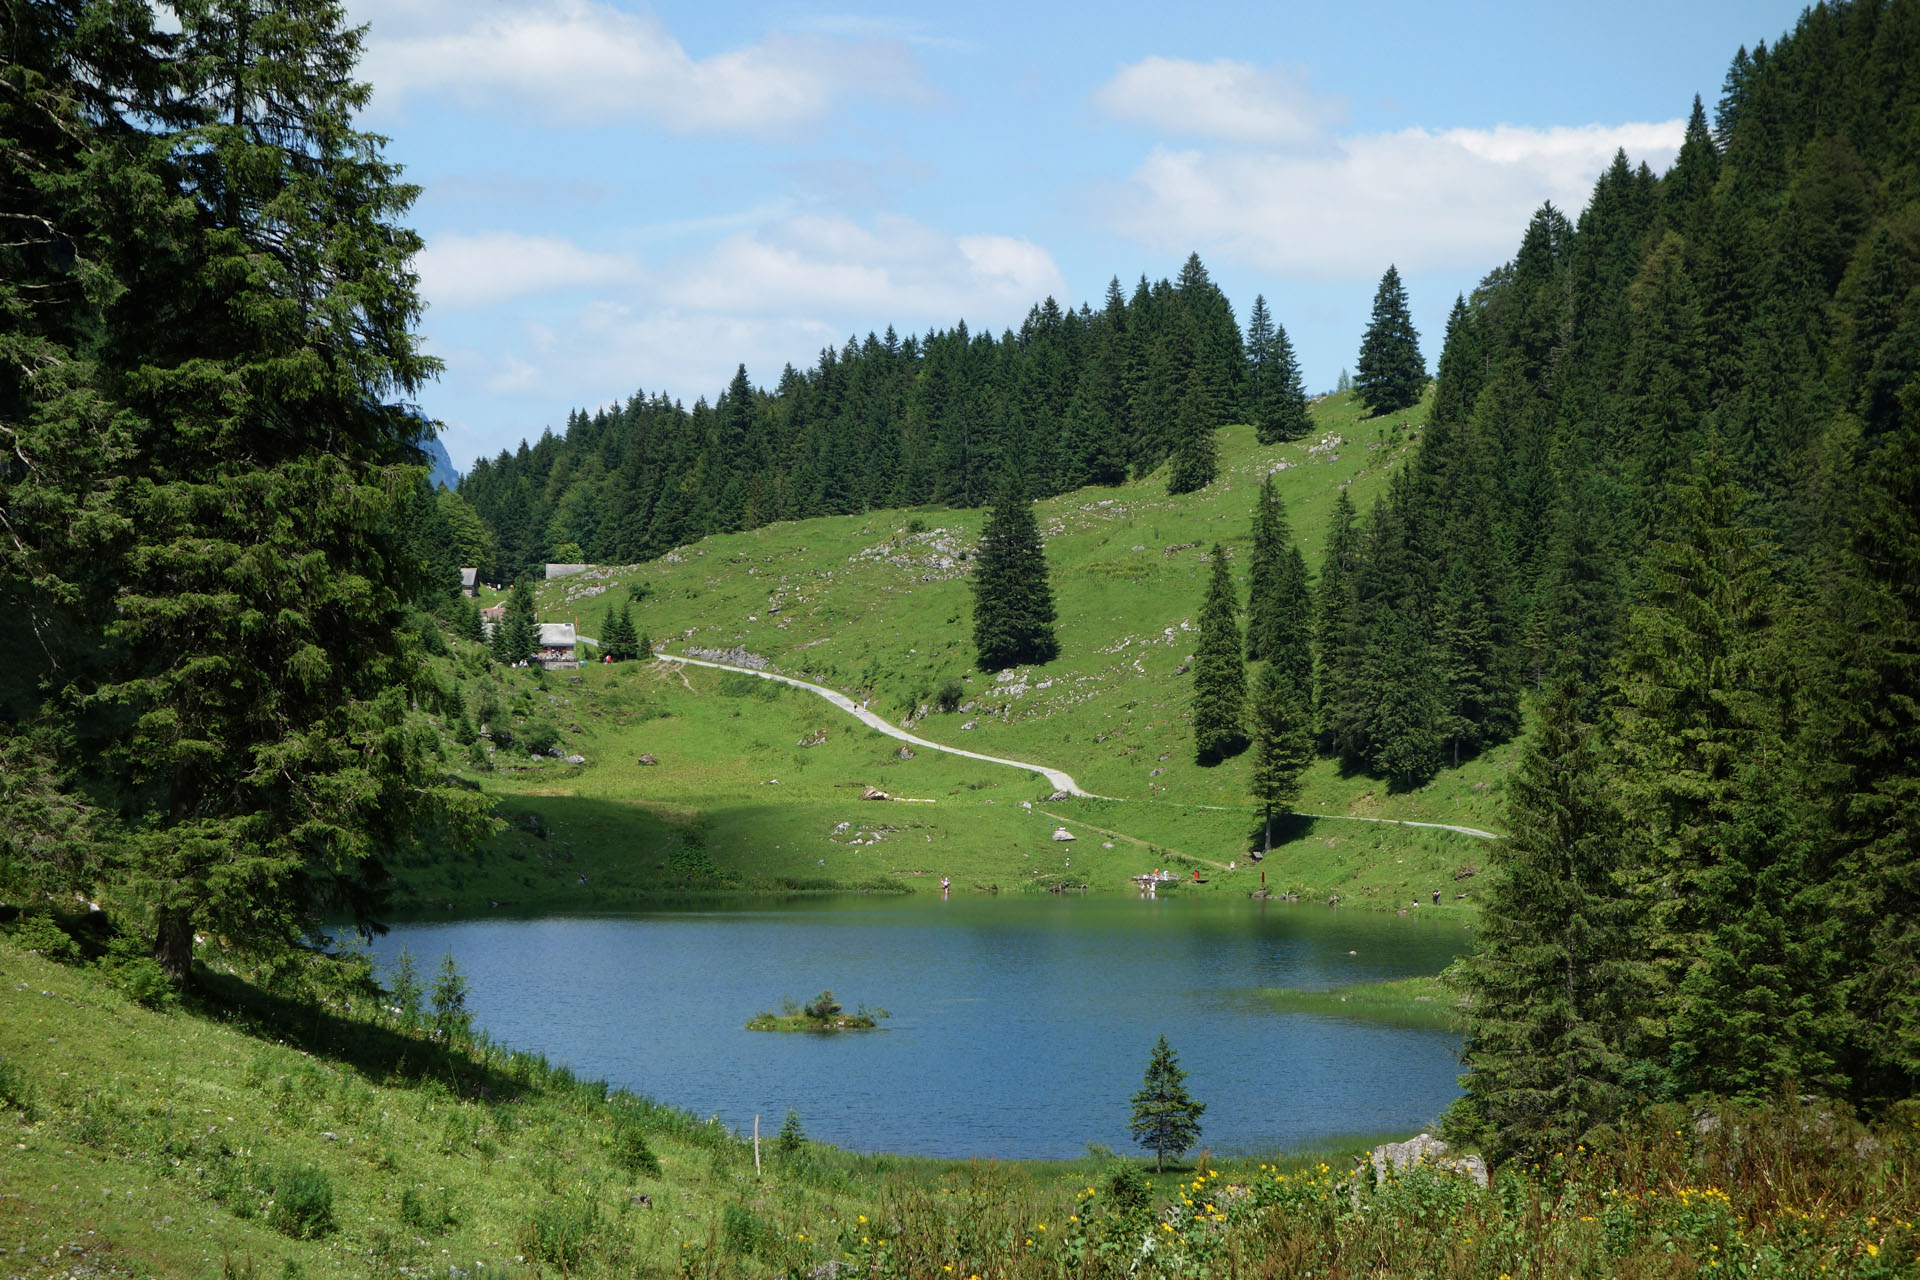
[747,989,889,1032]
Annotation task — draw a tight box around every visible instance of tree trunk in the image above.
[153,907,195,988]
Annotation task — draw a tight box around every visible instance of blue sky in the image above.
[345,0,1811,472]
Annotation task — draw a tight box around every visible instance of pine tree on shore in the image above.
[1451,680,1642,1164]
[1129,1036,1206,1173]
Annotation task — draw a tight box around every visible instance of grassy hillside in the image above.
[420,393,1516,914]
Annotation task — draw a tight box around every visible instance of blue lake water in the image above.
[371,894,1468,1161]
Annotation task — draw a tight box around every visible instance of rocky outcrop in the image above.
[1363,1133,1488,1189]
[687,645,770,670]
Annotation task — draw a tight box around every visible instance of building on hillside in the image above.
[545,563,588,581]
[535,622,579,669]
[459,567,478,597]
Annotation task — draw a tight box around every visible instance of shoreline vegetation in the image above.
[1249,974,1462,1029]
[747,990,889,1032]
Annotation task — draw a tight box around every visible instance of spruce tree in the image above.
[1368,609,1444,788]
[1276,544,1313,687]
[1612,446,1794,1095]
[1191,546,1247,763]
[1,0,495,983]
[1128,1036,1205,1173]
[1246,476,1313,697]
[1430,295,1484,427]
[1247,295,1312,443]
[1355,265,1427,416]
[454,598,486,645]
[602,605,638,661]
[1451,681,1642,1164]
[1166,308,1219,494]
[1248,662,1313,854]
[969,470,1059,670]
[495,580,538,665]
[1803,399,1920,1104]
[1245,476,1288,665]
[1313,489,1363,752]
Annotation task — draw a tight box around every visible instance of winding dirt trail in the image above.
[656,651,1096,797]
[652,651,1498,840]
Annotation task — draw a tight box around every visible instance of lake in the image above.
[371,894,1468,1161]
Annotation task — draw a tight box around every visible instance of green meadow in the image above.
[420,392,1514,917]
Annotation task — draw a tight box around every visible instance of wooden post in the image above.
[753,1113,761,1177]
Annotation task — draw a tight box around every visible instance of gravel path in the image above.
[652,651,1497,839]
[655,651,1095,797]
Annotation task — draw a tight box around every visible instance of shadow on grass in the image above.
[1244,811,1317,855]
[385,790,933,919]
[190,966,531,1098]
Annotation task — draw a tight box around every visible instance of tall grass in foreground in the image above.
[739,1099,1918,1279]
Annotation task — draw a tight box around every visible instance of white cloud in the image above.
[662,214,1066,320]
[352,0,925,132]
[420,213,1068,451]
[416,231,644,310]
[1092,56,1342,145]
[1110,120,1685,276]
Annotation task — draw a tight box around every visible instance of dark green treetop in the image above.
[969,470,1059,670]
[1245,475,1289,665]
[1247,662,1313,855]
[494,579,538,666]
[601,604,639,661]
[1355,265,1427,416]
[1245,475,1314,695]
[1247,294,1312,443]
[1191,545,1247,763]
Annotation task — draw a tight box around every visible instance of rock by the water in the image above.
[1363,1133,1488,1189]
